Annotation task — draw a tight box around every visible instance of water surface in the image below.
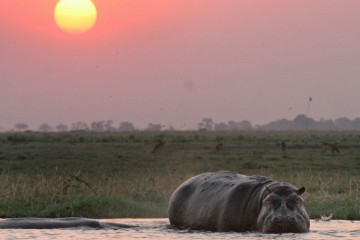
[0,219,358,240]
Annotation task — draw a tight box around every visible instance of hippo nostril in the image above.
[274,216,283,225]
[286,216,295,225]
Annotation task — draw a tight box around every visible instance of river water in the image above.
[0,219,358,240]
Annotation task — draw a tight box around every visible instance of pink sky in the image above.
[1,0,360,130]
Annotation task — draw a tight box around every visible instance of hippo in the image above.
[168,171,310,233]
[0,217,136,229]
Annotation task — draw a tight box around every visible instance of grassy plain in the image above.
[0,131,359,220]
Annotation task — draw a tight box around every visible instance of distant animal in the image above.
[151,140,165,153]
[322,142,339,153]
[215,143,224,151]
[0,217,136,229]
[168,171,310,233]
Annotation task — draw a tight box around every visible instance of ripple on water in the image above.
[0,219,358,239]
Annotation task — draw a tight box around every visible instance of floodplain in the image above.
[0,131,358,220]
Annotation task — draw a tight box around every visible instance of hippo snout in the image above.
[265,213,307,233]
[273,215,296,231]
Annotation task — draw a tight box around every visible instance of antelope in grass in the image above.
[216,143,224,151]
[152,140,165,153]
[322,142,339,153]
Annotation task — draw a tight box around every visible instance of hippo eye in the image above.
[265,198,272,204]
[287,197,300,209]
[292,196,302,204]
[265,196,275,205]
[273,200,281,209]
[286,201,295,210]
[266,197,280,209]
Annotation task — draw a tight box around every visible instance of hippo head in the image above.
[257,184,310,233]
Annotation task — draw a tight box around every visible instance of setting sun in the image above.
[54,0,97,34]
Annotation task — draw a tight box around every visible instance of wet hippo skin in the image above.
[168,171,310,233]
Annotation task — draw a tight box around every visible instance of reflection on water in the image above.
[0,219,359,240]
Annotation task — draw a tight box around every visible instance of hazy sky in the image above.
[1,0,360,130]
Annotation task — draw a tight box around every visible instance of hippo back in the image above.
[0,217,136,229]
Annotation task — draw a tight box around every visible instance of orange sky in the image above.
[1,1,360,130]
[0,1,185,41]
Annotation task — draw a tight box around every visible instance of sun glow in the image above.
[54,0,97,34]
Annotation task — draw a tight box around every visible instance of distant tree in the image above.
[146,123,162,131]
[315,119,335,130]
[71,121,89,131]
[293,114,315,129]
[90,120,117,132]
[104,120,117,132]
[167,125,176,131]
[226,120,252,131]
[39,123,53,132]
[198,118,214,130]
[118,121,135,132]
[214,122,228,131]
[239,120,252,130]
[91,121,106,132]
[335,117,353,130]
[257,118,293,131]
[227,121,242,131]
[352,118,360,130]
[55,123,68,132]
[14,123,29,132]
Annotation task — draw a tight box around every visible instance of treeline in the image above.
[9,121,157,132]
[3,114,360,132]
[257,114,360,131]
[202,114,360,131]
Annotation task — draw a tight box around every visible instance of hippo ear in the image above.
[296,187,305,195]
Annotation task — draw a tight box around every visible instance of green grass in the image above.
[0,130,359,219]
